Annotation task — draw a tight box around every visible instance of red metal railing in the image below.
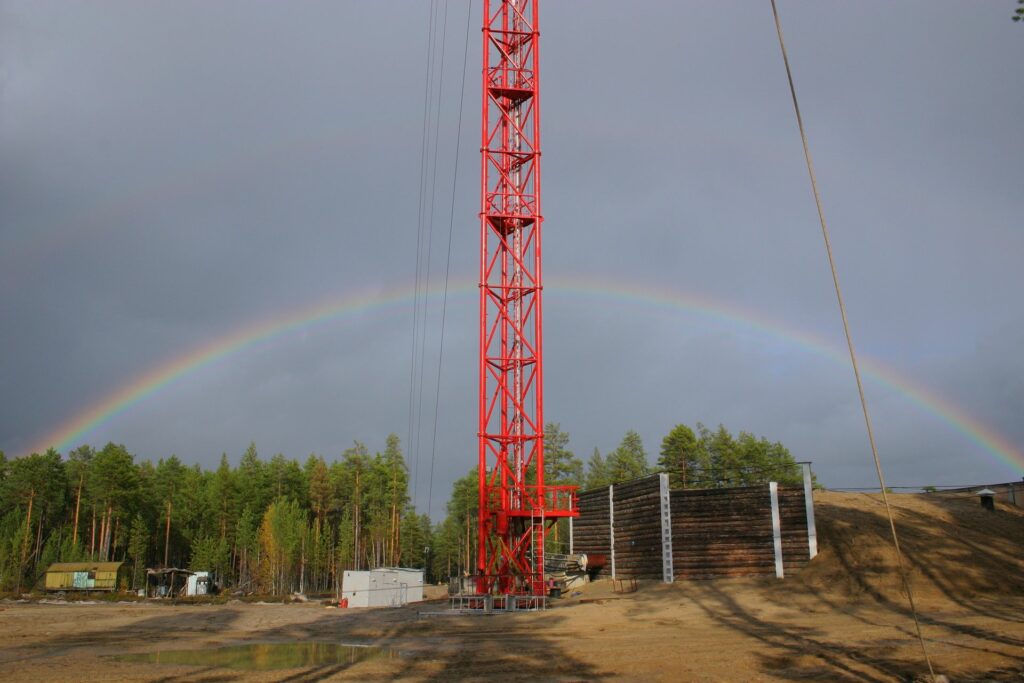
[483,484,579,517]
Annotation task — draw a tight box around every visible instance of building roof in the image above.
[47,562,124,572]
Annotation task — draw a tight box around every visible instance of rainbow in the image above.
[23,276,1024,473]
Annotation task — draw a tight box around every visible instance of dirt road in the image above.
[1,580,1022,682]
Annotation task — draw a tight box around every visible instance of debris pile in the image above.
[545,553,604,591]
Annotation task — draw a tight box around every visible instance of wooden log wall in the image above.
[575,475,813,581]
[610,477,663,580]
[777,485,811,575]
[670,484,809,578]
[573,487,611,574]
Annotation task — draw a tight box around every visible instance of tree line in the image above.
[0,436,427,596]
[582,423,803,491]
[0,421,802,593]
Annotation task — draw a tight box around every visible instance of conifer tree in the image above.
[605,430,650,483]
[584,447,608,490]
[657,424,701,489]
[128,513,149,589]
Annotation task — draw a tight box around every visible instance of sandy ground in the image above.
[0,492,1021,682]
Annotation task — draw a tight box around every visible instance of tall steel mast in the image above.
[478,0,576,598]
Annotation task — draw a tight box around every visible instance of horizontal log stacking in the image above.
[672,484,810,579]
[672,486,772,578]
[574,487,611,575]
[610,477,663,580]
[777,485,810,574]
[576,475,814,581]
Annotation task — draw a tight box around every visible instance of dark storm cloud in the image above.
[2,1,1021,519]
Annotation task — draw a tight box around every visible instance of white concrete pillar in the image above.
[609,484,616,579]
[659,473,674,583]
[769,481,784,579]
[802,462,818,559]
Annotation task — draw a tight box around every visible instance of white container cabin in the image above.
[341,568,424,607]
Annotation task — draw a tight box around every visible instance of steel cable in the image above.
[768,1,937,678]
[427,0,474,522]
[408,0,440,503]
[414,0,451,508]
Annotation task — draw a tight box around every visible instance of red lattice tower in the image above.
[478,0,577,598]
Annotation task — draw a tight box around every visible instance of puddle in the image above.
[112,641,399,670]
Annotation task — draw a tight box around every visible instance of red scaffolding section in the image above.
[477,0,577,598]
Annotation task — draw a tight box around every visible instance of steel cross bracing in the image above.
[477,0,577,598]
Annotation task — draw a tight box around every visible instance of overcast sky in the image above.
[2,1,1022,519]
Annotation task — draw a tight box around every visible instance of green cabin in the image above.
[44,562,128,592]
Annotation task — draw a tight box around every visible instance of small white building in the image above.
[186,571,213,596]
[341,568,424,608]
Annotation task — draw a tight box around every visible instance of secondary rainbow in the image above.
[25,277,1024,474]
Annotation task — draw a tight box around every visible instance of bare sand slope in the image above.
[802,490,1024,601]
[0,492,1020,682]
